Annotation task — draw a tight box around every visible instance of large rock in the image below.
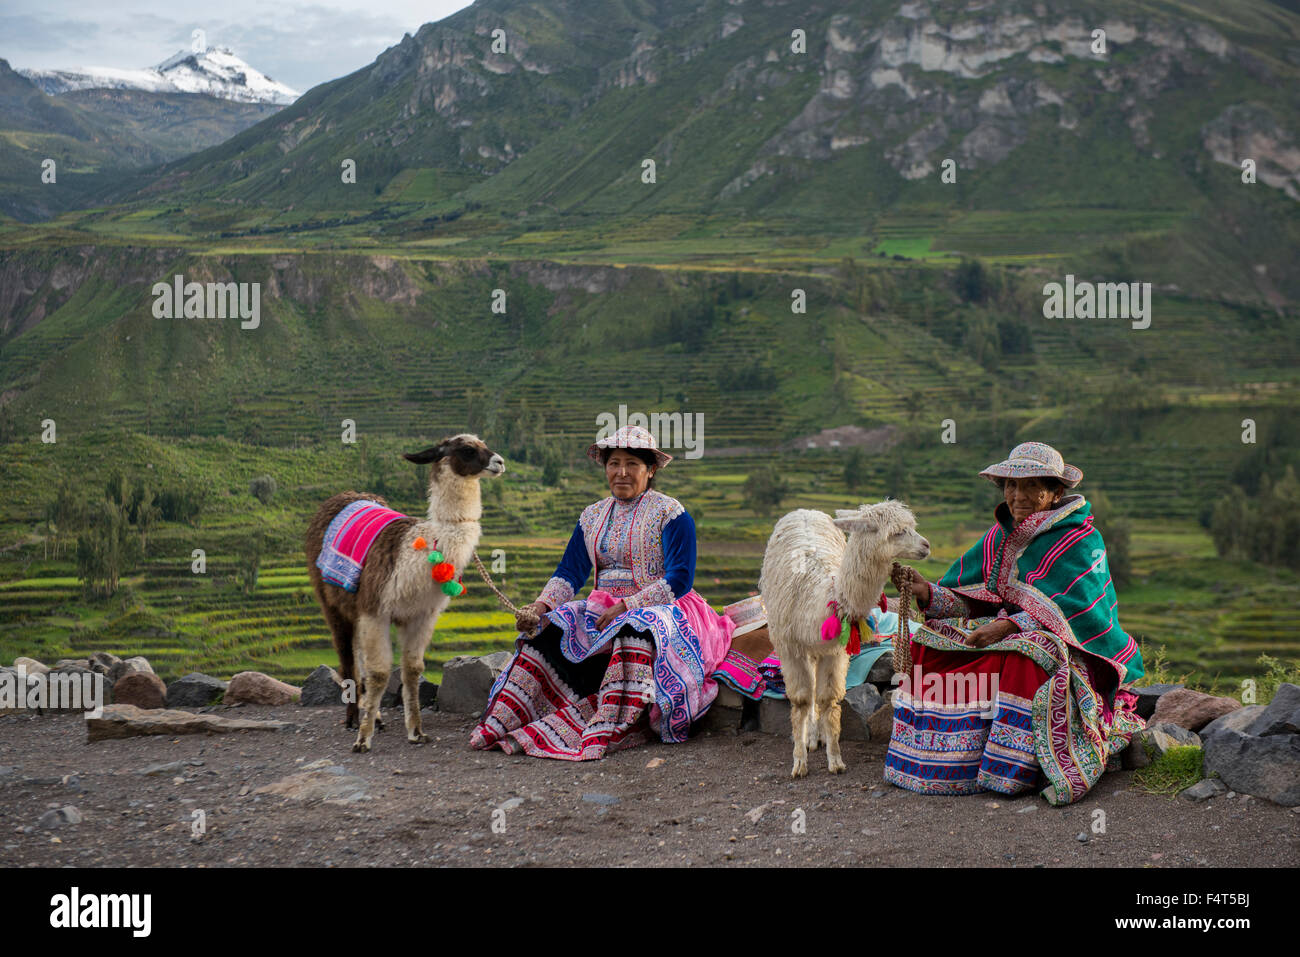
[868,691,897,742]
[1151,688,1241,732]
[438,651,511,714]
[1200,705,1266,745]
[300,665,345,707]
[12,657,49,676]
[89,652,121,676]
[224,671,301,706]
[841,683,883,742]
[698,685,746,732]
[1250,683,1300,737]
[111,671,167,709]
[86,704,293,742]
[1130,682,1184,720]
[165,672,228,708]
[380,670,438,711]
[122,656,154,676]
[1203,726,1300,807]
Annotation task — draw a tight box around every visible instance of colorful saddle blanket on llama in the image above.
[316,499,408,592]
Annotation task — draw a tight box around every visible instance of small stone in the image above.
[1076,832,1088,843]
[582,792,619,806]
[1180,778,1228,803]
[39,806,82,829]
[646,758,664,769]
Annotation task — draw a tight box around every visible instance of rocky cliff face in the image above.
[715,1,1292,195]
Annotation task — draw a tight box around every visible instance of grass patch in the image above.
[1132,744,1204,797]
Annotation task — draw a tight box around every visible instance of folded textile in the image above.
[315,499,408,592]
[711,649,767,700]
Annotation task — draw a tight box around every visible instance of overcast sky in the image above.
[2,0,476,94]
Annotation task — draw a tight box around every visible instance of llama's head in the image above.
[403,433,505,487]
[832,499,930,561]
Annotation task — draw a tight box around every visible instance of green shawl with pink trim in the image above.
[937,495,1144,685]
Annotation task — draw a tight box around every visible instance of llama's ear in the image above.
[832,515,878,533]
[403,443,447,464]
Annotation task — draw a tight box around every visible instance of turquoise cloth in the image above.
[761,609,920,698]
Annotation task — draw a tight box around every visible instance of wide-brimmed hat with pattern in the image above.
[587,424,673,469]
[979,441,1082,488]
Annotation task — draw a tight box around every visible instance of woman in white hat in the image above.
[884,442,1146,805]
[471,425,735,760]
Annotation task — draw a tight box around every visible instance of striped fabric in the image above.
[315,499,408,592]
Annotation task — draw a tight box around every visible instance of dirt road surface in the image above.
[2,707,1296,867]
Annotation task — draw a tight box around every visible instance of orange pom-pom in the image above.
[432,562,455,583]
[412,537,427,550]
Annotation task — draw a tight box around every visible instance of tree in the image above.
[236,531,264,596]
[249,474,277,505]
[75,499,141,598]
[745,468,791,517]
[843,447,868,492]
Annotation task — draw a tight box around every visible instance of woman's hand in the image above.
[890,563,931,607]
[594,600,628,630]
[516,601,548,633]
[967,618,1017,648]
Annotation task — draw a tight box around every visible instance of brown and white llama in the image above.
[759,501,929,777]
[305,434,504,752]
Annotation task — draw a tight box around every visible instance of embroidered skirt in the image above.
[470,588,723,759]
[884,640,1048,796]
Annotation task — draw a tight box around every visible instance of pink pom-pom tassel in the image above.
[820,611,841,642]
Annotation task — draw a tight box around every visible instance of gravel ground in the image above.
[1,706,1296,868]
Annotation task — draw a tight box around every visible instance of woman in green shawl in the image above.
[885,442,1145,805]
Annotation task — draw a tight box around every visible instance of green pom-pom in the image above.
[428,549,444,564]
[441,580,463,597]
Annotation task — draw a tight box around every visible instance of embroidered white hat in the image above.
[587,425,673,469]
[979,441,1083,488]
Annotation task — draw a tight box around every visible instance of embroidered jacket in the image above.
[536,489,696,611]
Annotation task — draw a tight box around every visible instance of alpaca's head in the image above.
[832,499,929,562]
[403,433,504,492]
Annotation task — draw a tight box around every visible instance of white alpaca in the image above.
[306,434,504,753]
[759,500,929,777]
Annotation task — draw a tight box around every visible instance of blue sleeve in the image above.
[662,511,697,600]
[553,522,592,592]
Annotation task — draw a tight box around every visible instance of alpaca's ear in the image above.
[403,443,447,464]
[832,515,878,534]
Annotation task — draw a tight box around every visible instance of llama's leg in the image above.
[398,613,434,744]
[816,649,849,774]
[325,608,358,729]
[782,651,816,778]
[352,613,391,753]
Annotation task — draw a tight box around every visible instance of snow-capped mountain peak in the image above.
[20,46,298,105]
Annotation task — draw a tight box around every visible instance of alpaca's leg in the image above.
[398,613,433,744]
[352,613,391,753]
[782,650,816,778]
[816,649,849,774]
